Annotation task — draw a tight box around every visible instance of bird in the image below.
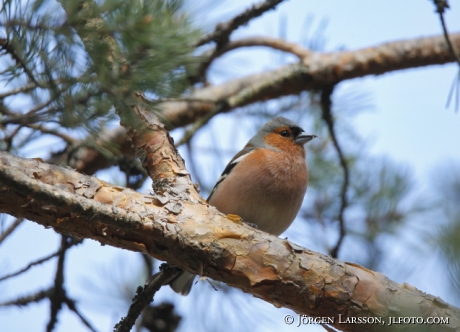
[169,116,316,295]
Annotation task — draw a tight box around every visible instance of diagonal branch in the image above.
[195,36,311,82]
[63,297,98,332]
[433,0,460,66]
[46,235,73,332]
[114,264,182,332]
[0,287,54,307]
[0,37,40,86]
[15,33,460,179]
[195,0,286,48]
[320,86,349,258]
[0,217,23,245]
[1,151,460,332]
[0,249,60,282]
[162,33,460,129]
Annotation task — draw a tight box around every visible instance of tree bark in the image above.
[160,33,460,129]
[1,151,459,332]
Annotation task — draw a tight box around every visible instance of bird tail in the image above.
[169,270,195,296]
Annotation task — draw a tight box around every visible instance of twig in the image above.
[185,140,204,188]
[63,297,98,332]
[175,101,229,146]
[0,217,23,245]
[0,287,54,307]
[217,36,310,59]
[0,82,37,98]
[113,264,182,332]
[23,124,76,144]
[320,86,349,258]
[196,36,311,81]
[0,249,60,282]
[195,0,286,48]
[445,70,460,111]
[181,65,303,144]
[0,19,63,31]
[433,0,460,66]
[143,97,217,104]
[46,235,71,332]
[0,38,41,86]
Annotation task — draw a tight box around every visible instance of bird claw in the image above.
[225,214,258,229]
[226,214,243,223]
[243,221,258,229]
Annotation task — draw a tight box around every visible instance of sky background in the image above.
[1,0,460,331]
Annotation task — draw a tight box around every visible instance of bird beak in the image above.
[295,133,317,145]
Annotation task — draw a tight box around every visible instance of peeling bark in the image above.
[1,151,459,332]
[43,33,460,176]
[160,33,460,129]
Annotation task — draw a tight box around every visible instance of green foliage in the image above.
[433,164,460,301]
[0,0,201,142]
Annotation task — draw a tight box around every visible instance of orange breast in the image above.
[208,148,308,236]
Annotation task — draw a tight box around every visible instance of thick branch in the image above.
[1,152,459,332]
[26,33,460,178]
[47,127,134,175]
[161,33,460,129]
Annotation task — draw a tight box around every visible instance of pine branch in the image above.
[1,151,460,332]
[0,217,23,245]
[114,264,182,332]
[163,33,460,129]
[195,0,286,48]
[195,36,310,82]
[320,86,349,258]
[0,249,60,281]
[433,0,460,66]
[0,287,53,307]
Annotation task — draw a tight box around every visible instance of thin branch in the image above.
[0,250,60,281]
[143,97,217,104]
[175,101,229,146]
[46,235,71,332]
[23,124,76,144]
[0,287,54,307]
[0,38,40,86]
[445,70,460,111]
[0,217,23,245]
[0,82,37,99]
[320,86,349,259]
[63,297,98,332]
[433,0,460,66]
[114,264,182,332]
[220,36,311,59]
[195,36,311,81]
[195,0,286,48]
[0,19,62,31]
[0,235,82,280]
[185,140,205,189]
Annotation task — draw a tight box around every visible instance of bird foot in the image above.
[243,221,258,229]
[225,214,258,229]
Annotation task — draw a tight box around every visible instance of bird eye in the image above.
[280,130,289,137]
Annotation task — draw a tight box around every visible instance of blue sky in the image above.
[1,1,460,331]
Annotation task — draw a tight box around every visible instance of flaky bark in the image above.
[1,151,459,332]
[160,33,460,129]
[46,33,460,176]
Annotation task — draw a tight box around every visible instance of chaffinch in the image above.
[170,116,316,295]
